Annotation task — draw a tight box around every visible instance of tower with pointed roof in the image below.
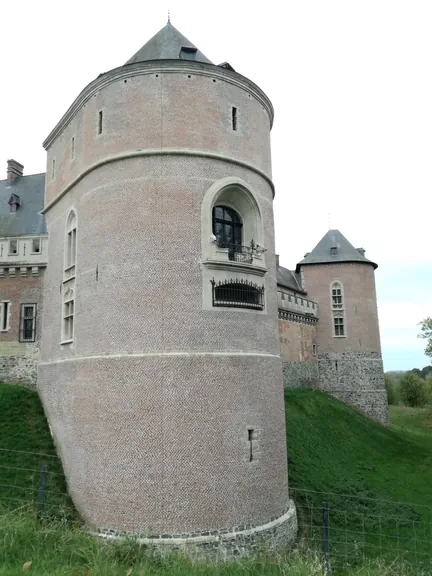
[295,229,388,424]
[38,21,297,555]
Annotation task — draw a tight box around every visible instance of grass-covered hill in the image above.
[0,383,431,575]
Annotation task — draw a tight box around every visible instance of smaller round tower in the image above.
[296,230,388,425]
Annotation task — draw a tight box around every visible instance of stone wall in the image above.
[0,342,39,388]
[97,500,297,560]
[282,360,319,389]
[317,351,388,425]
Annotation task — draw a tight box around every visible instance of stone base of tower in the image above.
[96,500,297,560]
[317,351,389,425]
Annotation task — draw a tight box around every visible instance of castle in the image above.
[0,22,387,555]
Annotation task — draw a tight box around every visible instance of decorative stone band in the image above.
[43,60,274,150]
[93,500,297,559]
[42,149,275,214]
[0,266,44,278]
[278,310,318,325]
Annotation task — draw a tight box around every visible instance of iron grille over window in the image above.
[211,278,264,310]
[19,304,36,342]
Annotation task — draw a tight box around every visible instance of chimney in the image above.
[275,254,280,267]
[7,160,24,184]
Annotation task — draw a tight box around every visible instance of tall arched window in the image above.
[331,281,346,337]
[331,282,343,309]
[65,212,77,271]
[212,206,242,249]
[62,210,77,344]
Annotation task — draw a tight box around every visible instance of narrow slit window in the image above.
[71,137,75,159]
[19,304,36,342]
[98,110,103,135]
[248,429,254,462]
[312,344,317,356]
[51,159,56,180]
[1,302,10,331]
[232,106,238,131]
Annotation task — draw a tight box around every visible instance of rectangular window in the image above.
[71,137,75,159]
[67,228,77,268]
[312,344,317,356]
[51,159,56,180]
[232,106,238,131]
[32,238,41,254]
[9,239,17,255]
[98,110,103,135]
[334,316,345,337]
[19,304,36,342]
[63,299,74,341]
[0,301,10,331]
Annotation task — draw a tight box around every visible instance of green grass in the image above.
[0,383,73,517]
[0,383,431,575]
[284,389,432,570]
[389,405,432,438]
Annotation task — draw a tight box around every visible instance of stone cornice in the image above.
[42,148,275,213]
[42,60,274,150]
[278,309,318,325]
[202,259,268,277]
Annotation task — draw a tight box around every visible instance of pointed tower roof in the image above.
[295,229,378,272]
[125,22,213,65]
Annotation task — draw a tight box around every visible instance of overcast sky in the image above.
[0,1,430,370]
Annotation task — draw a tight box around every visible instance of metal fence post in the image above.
[37,465,48,521]
[322,501,331,574]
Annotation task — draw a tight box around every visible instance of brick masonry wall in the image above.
[0,272,44,387]
[301,263,388,424]
[279,319,319,388]
[39,65,292,545]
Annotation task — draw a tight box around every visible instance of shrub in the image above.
[384,373,398,405]
[399,373,428,408]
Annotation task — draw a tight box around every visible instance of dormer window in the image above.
[330,246,338,255]
[9,240,18,255]
[8,193,20,213]
[179,46,197,60]
[32,238,41,254]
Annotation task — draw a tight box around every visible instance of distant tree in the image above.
[418,317,432,358]
[399,373,428,408]
[420,365,432,380]
[384,373,398,405]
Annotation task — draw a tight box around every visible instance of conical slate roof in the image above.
[125,22,213,65]
[295,230,378,272]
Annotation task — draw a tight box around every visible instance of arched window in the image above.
[212,206,242,249]
[65,211,77,271]
[330,281,346,337]
[331,281,343,309]
[62,210,77,344]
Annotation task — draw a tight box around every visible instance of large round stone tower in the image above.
[297,229,388,424]
[38,22,296,555]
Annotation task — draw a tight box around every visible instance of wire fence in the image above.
[290,486,432,572]
[0,447,75,520]
[0,451,431,573]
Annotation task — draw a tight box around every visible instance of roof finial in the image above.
[167,9,170,23]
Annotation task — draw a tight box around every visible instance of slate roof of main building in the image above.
[296,229,377,272]
[0,174,47,237]
[125,22,213,65]
[276,265,305,294]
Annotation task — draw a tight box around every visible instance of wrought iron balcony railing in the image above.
[216,240,263,264]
